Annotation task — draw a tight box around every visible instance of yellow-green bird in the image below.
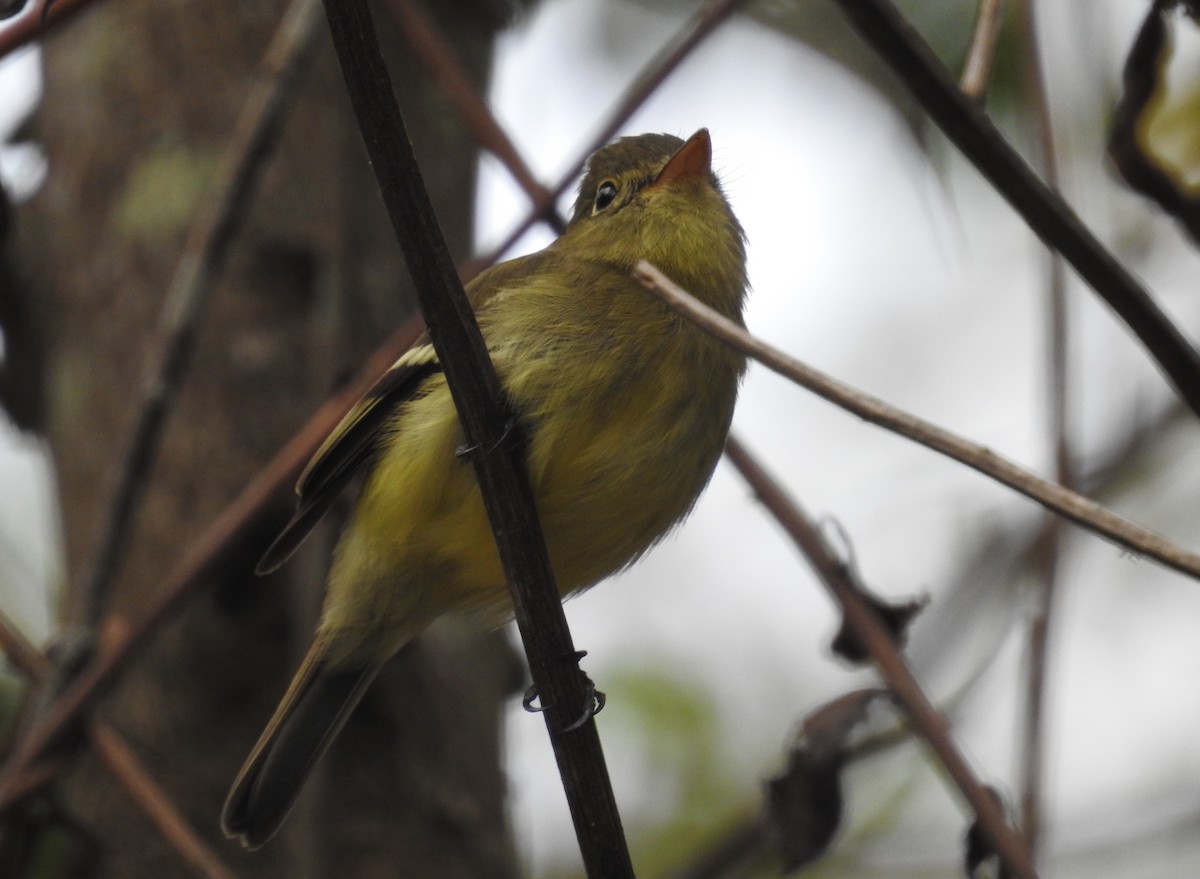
[222,128,749,847]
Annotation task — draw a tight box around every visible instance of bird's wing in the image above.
[255,250,554,575]
[255,344,440,575]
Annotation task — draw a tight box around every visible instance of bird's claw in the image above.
[522,683,548,713]
[563,679,605,732]
[521,651,606,731]
[455,416,518,458]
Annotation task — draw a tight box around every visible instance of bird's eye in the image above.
[593,180,619,214]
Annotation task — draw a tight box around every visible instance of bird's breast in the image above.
[511,318,742,593]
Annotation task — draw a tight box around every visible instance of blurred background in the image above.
[2,0,1199,877]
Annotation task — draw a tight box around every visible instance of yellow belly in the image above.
[318,306,742,667]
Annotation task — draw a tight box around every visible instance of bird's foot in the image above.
[521,651,606,731]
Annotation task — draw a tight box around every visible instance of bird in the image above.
[222,128,749,848]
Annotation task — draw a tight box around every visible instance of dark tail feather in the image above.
[222,646,379,849]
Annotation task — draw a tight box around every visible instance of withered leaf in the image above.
[831,589,929,664]
[1109,0,1200,244]
[766,690,882,872]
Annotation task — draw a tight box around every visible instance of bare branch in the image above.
[72,0,324,630]
[1015,0,1069,859]
[634,260,1200,582]
[668,398,1190,879]
[385,0,565,235]
[960,0,1007,99]
[831,0,1200,421]
[90,722,238,879]
[0,614,230,879]
[320,1,634,875]
[723,436,1039,879]
[0,758,61,811]
[0,608,49,680]
[0,320,422,803]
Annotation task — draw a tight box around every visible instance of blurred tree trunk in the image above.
[9,1,524,876]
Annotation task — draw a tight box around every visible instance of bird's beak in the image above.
[650,128,712,189]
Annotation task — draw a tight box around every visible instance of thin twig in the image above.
[634,260,1200,581]
[319,2,633,876]
[2,612,229,873]
[0,614,225,878]
[0,758,62,810]
[476,0,751,266]
[0,3,324,817]
[723,436,1039,879]
[72,0,324,629]
[0,609,49,680]
[831,0,1200,421]
[1017,0,1069,859]
[0,609,49,767]
[385,0,565,235]
[0,320,422,805]
[960,0,1007,99]
[89,721,238,879]
[669,398,1189,879]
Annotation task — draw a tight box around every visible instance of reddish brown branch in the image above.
[90,722,238,879]
[0,618,228,879]
[72,0,324,631]
[0,758,62,810]
[0,608,49,680]
[0,320,421,804]
[665,816,766,879]
[722,436,1039,879]
[385,0,564,235]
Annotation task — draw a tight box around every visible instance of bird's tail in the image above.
[221,642,380,849]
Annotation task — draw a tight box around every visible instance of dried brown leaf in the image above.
[767,690,883,872]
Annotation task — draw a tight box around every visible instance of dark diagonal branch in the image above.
[832,0,1200,420]
[634,261,1200,581]
[319,2,633,876]
[722,436,1039,879]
